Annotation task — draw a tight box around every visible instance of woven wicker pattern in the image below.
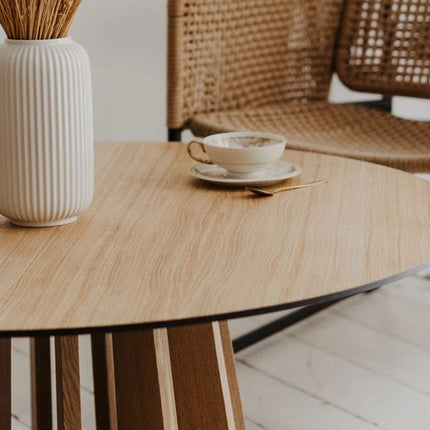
[168,0,345,129]
[168,0,430,172]
[189,101,430,172]
[337,0,430,97]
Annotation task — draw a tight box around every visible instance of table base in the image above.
[0,322,245,429]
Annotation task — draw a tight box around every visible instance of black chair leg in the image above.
[168,128,182,142]
[352,96,392,112]
[232,298,344,353]
[232,284,384,353]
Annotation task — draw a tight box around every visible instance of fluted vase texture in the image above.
[0,37,94,227]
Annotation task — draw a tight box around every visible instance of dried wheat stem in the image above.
[0,0,83,40]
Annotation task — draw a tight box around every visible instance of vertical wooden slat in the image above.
[167,322,245,430]
[219,322,246,429]
[55,336,81,430]
[152,329,178,429]
[0,337,11,430]
[112,329,166,429]
[31,336,53,430]
[91,333,117,430]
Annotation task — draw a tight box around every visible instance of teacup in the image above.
[187,132,286,175]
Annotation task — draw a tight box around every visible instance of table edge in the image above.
[1,261,429,338]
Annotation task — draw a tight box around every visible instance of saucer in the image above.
[189,160,302,187]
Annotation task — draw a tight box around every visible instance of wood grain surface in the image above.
[168,321,245,429]
[55,336,81,430]
[0,142,430,333]
[112,329,169,429]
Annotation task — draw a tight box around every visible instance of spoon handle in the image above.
[272,179,328,193]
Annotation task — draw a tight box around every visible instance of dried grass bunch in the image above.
[0,0,83,40]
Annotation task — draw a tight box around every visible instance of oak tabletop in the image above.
[1,142,430,335]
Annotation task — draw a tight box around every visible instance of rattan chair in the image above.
[167,0,430,172]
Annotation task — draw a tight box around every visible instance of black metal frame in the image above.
[168,128,182,142]
[232,285,382,353]
[354,96,392,111]
[233,298,344,352]
[168,97,392,352]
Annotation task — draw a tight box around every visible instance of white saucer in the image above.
[189,160,302,187]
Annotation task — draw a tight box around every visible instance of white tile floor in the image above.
[233,274,430,430]
[3,1,430,428]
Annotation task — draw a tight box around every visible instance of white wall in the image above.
[0,0,167,142]
[72,0,167,141]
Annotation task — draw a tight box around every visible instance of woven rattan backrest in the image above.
[337,0,430,98]
[168,0,345,129]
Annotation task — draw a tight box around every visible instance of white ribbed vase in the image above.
[0,37,94,227]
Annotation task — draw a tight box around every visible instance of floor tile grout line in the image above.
[12,413,31,429]
[81,385,94,395]
[245,415,271,430]
[369,287,430,309]
[377,290,430,308]
[330,285,430,314]
[237,358,388,430]
[331,309,430,355]
[288,332,430,397]
[325,310,430,357]
[12,346,29,358]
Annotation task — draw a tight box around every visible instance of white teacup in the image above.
[187,132,286,175]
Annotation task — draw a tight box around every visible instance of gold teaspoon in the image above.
[246,179,328,197]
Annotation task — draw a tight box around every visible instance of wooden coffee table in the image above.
[1,142,430,429]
